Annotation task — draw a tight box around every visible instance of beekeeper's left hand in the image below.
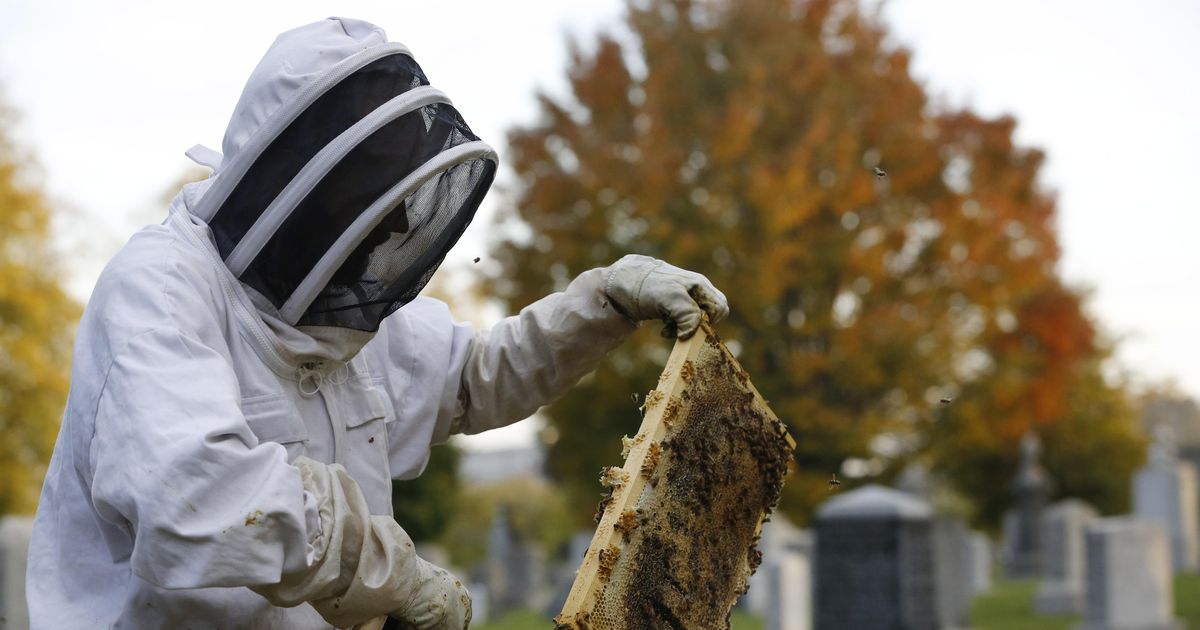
[605,254,729,339]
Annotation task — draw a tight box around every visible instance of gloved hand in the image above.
[388,557,471,630]
[605,254,729,339]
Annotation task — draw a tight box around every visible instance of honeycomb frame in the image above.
[555,320,795,629]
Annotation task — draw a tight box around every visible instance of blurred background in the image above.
[1,1,1198,628]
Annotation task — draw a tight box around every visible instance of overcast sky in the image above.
[1,1,1197,449]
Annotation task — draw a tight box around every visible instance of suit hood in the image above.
[187,17,496,332]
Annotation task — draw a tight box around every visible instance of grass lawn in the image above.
[972,575,1200,630]
[468,576,1200,629]
[970,580,1076,630]
[470,608,765,629]
[1176,573,1200,627]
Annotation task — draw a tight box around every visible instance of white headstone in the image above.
[765,552,812,630]
[932,516,970,628]
[486,506,545,615]
[0,516,34,630]
[744,516,811,628]
[744,516,810,621]
[1080,517,1178,630]
[1133,425,1200,573]
[1034,499,1097,615]
[965,532,993,596]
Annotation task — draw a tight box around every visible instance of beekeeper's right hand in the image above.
[252,457,470,629]
[389,557,472,629]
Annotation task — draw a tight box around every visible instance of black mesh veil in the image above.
[208,54,430,260]
[299,156,495,329]
[209,51,497,332]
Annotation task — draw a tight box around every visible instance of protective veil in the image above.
[196,17,496,332]
[27,18,640,629]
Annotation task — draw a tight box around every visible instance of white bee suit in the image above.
[26,17,639,629]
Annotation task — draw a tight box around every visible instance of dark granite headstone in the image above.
[1005,432,1051,577]
[815,485,936,630]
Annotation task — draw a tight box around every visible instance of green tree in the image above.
[391,443,462,542]
[439,475,574,570]
[488,0,1141,527]
[0,103,80,514]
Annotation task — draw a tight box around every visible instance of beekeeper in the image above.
[26,16,726,630]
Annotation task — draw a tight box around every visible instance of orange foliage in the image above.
[489,0,1142,526]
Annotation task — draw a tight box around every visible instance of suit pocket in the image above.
[241,394,309,449]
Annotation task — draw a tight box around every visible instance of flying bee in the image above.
[828,473,842,490]
[940,398,953,404]
[873,166,887,179]
[473,257,481,263]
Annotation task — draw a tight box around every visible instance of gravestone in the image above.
[1004,432,1052,577]
[931,516,970,628]
[1080,517,1179,630]
[965,532,993,596]
[1133,424,1200,573]
[486,506,545,616]
[1034,499,1097,615]
[0,516,34,630]
[744,517,812,630]
[765,552,812,630]
[1143,395,1200,551]
[545,531,598,618]
[744,517,810,613]
[896,463,933,502]
[814,485,936,630]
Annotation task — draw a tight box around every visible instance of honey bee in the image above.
[873,166,887,179]
[828,473,842,490]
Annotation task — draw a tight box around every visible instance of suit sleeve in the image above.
[88,327,314,588]
[449,266,639,436]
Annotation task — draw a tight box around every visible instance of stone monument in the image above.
[931,516,970,628]
[965,532,993,596]
[744,516,812,630]
[1133,424,1200,573]
[0,516,34,630]
[814,485,937,630]
[1080,517,1178,630]
[1004,432,1051,577]
[1034,498,1097,615]
[486,506,545,616]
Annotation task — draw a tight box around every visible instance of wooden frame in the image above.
[555,320,794,628]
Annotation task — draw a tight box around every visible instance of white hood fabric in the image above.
[196,16,497,332]
[26,17,637,629]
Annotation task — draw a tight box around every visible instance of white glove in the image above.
[605,254,729,339]
[388,558,471,629]
[252,458,470,629]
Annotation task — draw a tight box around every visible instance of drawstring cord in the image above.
[296,361,350,397]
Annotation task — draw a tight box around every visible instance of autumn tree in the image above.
[0,102,80,514]
[487,0,1142,527]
